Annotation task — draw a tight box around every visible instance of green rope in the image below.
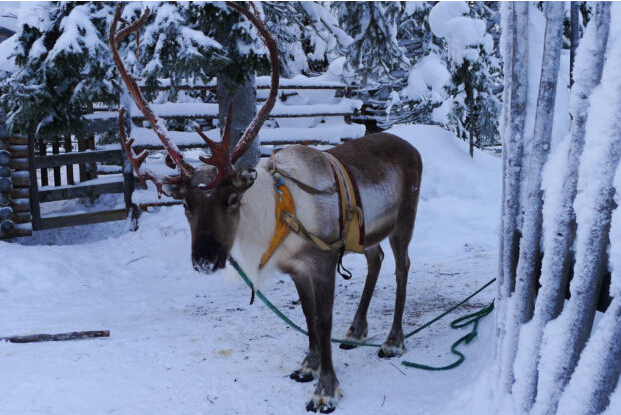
[401,300,494,370]
[228,257,495,366]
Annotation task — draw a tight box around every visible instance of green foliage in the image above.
[1,2,119,139]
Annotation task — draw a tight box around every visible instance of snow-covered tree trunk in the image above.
[496,0,513,306]
[499,1,564,400]
[496,2,529,367]
[531,3,621,414]
[511,4,611,411]
[216,75,260,170]
[499,1,529,300]
[215,18,260,170]
[495,2,513,361]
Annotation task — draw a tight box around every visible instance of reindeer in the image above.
[109,3,422,413]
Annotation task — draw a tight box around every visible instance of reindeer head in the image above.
[109,2,279,273]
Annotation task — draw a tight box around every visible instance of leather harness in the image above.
[258,152,365,271]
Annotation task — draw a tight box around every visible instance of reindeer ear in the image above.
[232,168,257,191]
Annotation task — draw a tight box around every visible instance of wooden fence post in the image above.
[27,132,41,231]
[38,138,48,187]
[52,136,61,186]
[64,134,74,185]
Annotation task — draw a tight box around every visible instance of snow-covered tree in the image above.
[264,1,351,77]
[0,2,118,139]
[429,1,502,156]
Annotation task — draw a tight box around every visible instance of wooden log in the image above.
[6,136,29,146]
[0,222,31,238]
[9,157,28,171]
[10,187,29,199]
[11,198,31,213]
[52,137,61,186]
[0,206,12,220]
[34,149,123,169]
[0,219,15,235]
[0,193,9,207]
[0,166,10,177]
[1,330,110,343]
[11,171,30,188]
[0,149,10,166]
[138,200,182,210]
[8,145,28,158]
[39,208,127,230]
[13,211,31,224]
[0,177,12,193]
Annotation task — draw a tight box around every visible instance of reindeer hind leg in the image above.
[340,244,384,350]
[379,208,415,358]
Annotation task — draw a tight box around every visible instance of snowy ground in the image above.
[1,125,501,415]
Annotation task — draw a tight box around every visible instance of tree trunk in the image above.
[495,2,514,362]
[555,296,621,415]
[570,2,580,88]
[215,17,261,171]
[496,4,529,375]
[501,3,564,404]
[216,75,260,170]
[512,4,611,410]
[532,4,621,412]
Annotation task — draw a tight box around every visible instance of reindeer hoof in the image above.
[339,343,356,350]
[306,400,336,413]
[306,386,342,413]
[290,370,315,383]
[378,343,405,358]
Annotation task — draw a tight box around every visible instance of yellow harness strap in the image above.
[259,152,366,269]
[259,175,296,269]
[324,152,365,254]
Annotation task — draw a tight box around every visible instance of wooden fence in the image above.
[0,76,364,238]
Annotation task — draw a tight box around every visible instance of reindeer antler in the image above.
[118,107,181,196]
[109,5,194,179]
[109,2,279,190]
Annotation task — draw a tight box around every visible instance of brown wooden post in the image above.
[28,132,41,230]
[88,133,98,180]
[64,134,74,185]
[38,138,48,186]
[52,136,61,186]
[77,136,87,182]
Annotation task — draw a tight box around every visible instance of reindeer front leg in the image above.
[290,275,320,382]
[306,256,342,413]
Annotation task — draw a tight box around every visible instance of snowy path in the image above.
[1,125,501,414]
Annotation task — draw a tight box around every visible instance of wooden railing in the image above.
[1,76,363,236]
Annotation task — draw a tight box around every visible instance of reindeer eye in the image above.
[227,193,240,209]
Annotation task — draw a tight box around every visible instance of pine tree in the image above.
[0,2,118,139]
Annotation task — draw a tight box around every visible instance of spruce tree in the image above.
[0,2,118,139]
